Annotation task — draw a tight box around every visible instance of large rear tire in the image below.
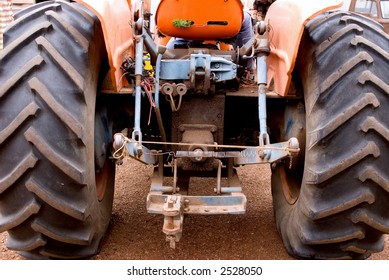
[271,11,389,259]
[0,1,114,259]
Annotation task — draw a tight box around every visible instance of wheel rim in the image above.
[278,102,306,205]
[94,101,113,202]
[95,161,111,201]
[278,163,302,205]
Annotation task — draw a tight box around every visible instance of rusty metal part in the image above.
[159,53,237,95]
[148,163,246,214]
[0,0,13,50]
[172,95,225,147]
[147,157,247,249]
[112,133,158,165]
[162,195,183,249]
[156,190,247,249]
[178,123,218,171]
[112,132,300,165]
[154,54,168,148]
[234,138,300,165]
[161,83,187,111]
[148,193,247,215]
[142,135,294,248]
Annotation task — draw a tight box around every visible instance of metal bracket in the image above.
[112,133,158,165]
[147,157,246,249]
[159,53,237,95]
[148,193,247,215]
[125,140,158,165]
[161,83,187,111]
[234,138,300,165]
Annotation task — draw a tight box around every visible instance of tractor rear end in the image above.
[112,0,302,249]
[0,0,388,260]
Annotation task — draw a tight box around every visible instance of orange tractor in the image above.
[0,0,388,259]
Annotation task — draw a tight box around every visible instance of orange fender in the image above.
[266,0,343,96]
[75,0,134,92]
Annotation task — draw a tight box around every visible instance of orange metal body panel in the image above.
[75,0,133,92]
[266,0,343,96]
[155,0,244,40]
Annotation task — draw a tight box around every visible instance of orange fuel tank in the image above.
[155,0,244,40]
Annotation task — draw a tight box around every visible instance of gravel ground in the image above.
[1,158,388,260]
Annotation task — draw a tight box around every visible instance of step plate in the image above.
[147,193,247,215]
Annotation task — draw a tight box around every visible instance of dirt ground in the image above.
[1,158,388,260]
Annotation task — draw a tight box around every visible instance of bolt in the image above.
[167,217,174,230]
[167,235,176,249]
[193,148,203,162]
[184,199,190,212]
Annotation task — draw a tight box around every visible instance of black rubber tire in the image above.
[0,1,115,259]
[271,11,389,259]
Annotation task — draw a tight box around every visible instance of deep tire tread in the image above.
[35,36,85,91]
[31,219,93,246]
[28,77,84,140]
[12,2,61,21]
[0,56,45,98]
[352,209,389,233]
[6,233,47,251]
[306,51,374,115]
[359,166,389,192]
[0,199,41,232]
[26,177,88,221]
[272,11,389,259]
[0,152,38,194]
[0,101,40,145]
[0,1,113,259]
[44,10,89,51]
[0,22,52,60]
[302,187,375,221]
[24,127,86,185]
[308,92,380,149]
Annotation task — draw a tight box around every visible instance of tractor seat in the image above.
[155,0,244,41]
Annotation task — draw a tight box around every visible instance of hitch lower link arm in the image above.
[255,23,271,149]
[131,9,145,157]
